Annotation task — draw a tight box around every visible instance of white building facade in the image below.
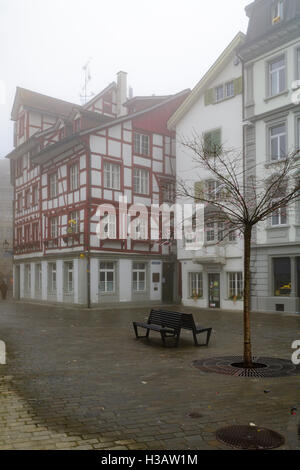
[168,33,245,311]
[240,0,300,314]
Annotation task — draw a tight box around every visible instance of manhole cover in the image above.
[193,356,300,378]
[216,425,285,450]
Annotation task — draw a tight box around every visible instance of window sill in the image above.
[264,158,290,168]
[266,225,290,230]
[264,90,289,103]
[133,192,150,198]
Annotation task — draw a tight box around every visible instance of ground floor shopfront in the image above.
[13,254,178,307]
[251,244,300,314]
[180,258,244,311]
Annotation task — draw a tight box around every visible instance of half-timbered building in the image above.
[6,72,190,306]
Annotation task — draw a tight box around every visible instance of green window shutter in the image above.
[204,132,212,153]
[212,129,221,150]
[234,76,243,96]
[204,88,215,106]
[194,181,204,201]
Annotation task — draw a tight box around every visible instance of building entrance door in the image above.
[208,273,220,308]
[162,262,174,303]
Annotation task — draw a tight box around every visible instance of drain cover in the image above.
[193,356,300,378]
[216,425,285,450]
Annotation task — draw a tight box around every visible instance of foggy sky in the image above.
[0,0,249,159]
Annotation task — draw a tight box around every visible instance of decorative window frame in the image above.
[68,160,80,192]
[265,52,288,100]
[48,171,59,199]
[188,272,203,299]
[99,261,117,295]
[265,115,288,163]
[103,159,122,191]
[133,131,151,157]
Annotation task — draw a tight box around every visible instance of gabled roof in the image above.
[167,32,245,130]
[83,81,116,109]
[29,88,190,164]
[80,88,191,136]
[11,87,82,120]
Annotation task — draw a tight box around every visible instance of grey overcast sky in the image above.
[0,0,250,158]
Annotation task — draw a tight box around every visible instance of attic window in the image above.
[74,119,80,133]
[272,1,284,24]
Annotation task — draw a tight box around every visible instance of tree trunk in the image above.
[243,225,253,368]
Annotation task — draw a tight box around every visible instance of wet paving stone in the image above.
[0,300,299,449]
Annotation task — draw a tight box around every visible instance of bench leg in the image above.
[193,329,212,346]
[160,331,166,347]
[206,328,212,346]
[174,331,181,348]
[133,324,150,339]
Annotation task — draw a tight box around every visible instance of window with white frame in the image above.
[134,133,150,156]
[64,261,74,293]
[68,211,80,233]
[272,0,284,24]
[32,184,39,206]
[206,180,222,199]
[103,162,120,190]
[225,81,234,98]
[99,262,115,293]
[49,172,58,198]
[133,168,149,195]
[102,213,116,239]
[271,204,287,226]
[48,263,57,292]
[162,181,175,203]
[132,217,148,240]
[268,56,286,96]
[50,217,59,239]
[229,229,237,242]
[228,272,243,300]
[217,222,225,242]
[24,264,31,293]
[35,264,42,292]
[69,163,79,191]
[189,272,203,298]
[269,123,286,161]
[215,85,224,102]
[206,222,215,242]
[132,263,146,292]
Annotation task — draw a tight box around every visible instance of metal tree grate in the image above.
[216,425,285,450]
[193,356,300,378]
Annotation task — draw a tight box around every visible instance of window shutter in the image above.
[204,88,215,106]
[212,129,221,150]
[194,181,204,201]
[234,76,243,96]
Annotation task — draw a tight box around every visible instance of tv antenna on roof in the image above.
[79,58,95,105]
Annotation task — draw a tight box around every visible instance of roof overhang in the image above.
[32,136,85,165]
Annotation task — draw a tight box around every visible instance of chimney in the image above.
[116,71,128,117]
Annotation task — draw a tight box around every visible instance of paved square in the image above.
[0,301,299,450]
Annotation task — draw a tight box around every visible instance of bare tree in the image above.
[177,135,300,368]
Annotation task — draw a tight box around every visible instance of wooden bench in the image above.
[133,310,183,347]
[133,309,212,347]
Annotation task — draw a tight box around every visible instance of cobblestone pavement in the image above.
[0,301,299,450]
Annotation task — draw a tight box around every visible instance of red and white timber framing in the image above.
[6,79,190,305]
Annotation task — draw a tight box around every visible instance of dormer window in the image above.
[272,1,284,24]
[74,118,80,133]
